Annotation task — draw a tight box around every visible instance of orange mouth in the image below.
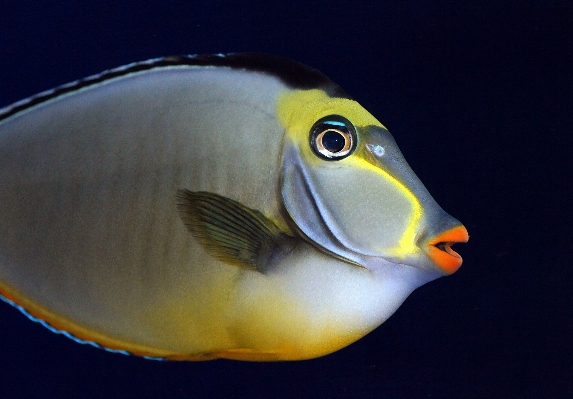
[427,225,469,274]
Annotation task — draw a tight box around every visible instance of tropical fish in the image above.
[0,54,468,361]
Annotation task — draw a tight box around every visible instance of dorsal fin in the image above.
[176,190,296,272]
[0,53,350,122]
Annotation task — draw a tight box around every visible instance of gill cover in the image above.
[279,89,463,270]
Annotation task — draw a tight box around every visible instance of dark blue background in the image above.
[1,1,571,398]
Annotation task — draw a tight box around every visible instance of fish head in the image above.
[278,89,468,279]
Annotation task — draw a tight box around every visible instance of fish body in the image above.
[0,54,468,361]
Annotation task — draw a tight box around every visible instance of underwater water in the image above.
[0,1,571,398]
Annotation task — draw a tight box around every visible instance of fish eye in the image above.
[310,115,357,160]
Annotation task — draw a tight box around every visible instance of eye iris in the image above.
[321,130,346,153]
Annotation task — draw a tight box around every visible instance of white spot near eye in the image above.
[367,144,385,157]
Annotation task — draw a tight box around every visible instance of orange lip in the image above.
[427,225,469,274]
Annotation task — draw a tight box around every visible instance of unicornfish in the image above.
[0,54,468,361]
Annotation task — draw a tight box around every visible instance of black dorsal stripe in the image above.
[0,53,350,122]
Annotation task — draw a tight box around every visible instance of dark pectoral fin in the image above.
[176,190,295,272]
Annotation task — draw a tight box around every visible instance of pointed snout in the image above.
[425,225,469,274]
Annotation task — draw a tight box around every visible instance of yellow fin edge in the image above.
[0,280,213,361]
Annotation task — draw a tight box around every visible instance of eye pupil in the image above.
[321,130,346,153]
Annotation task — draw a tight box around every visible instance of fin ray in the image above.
[176,190,296,272]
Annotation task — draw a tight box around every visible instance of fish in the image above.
[0,53,468,361]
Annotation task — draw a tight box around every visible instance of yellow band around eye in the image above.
[277,89,384,142]
[277,89,422,258]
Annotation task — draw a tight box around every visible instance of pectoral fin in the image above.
[176,190,295,272]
